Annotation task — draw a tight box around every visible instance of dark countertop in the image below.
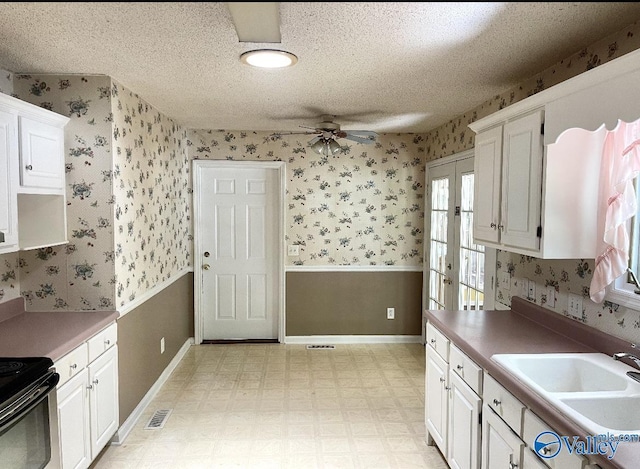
[425,296,639,469]
[0,297,118,361]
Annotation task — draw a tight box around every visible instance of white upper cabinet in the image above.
[0,92,70,251]
[18,115,65,191]
[0,109,19,253]
[469,47,640,259]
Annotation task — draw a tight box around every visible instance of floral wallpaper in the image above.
[0,69,12,96]
[0,74,191,311]
[188,131,427,266]
[423,21,640,344]
[111,80,191,308]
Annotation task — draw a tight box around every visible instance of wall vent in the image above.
[306,345,335,349]
[144,409,172,430]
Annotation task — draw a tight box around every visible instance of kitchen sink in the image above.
[559,396,640,433]
[491,352,640,435]
[491,353,631,393]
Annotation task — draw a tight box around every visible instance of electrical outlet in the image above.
[287,244,300,256]
[521,278,529,298]
[547,286,556,308]
[387,307,395,320]
[568,293,583,317]
[528,280,536,300]
[498,271,510,291]
[160,337,165,354]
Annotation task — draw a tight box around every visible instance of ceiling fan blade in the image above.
[344,130,378,137]
[344,134,376,144]
[271,131,316,136]
[227,2,281,43]
[308,136,321,145]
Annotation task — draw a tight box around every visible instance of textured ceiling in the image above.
[1,2,640,133]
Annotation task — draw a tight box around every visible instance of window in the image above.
[607,178,640,309]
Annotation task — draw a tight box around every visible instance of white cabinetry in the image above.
[426,323,482,469]
[54,323,119,469]
[426,322,450,454]
[0,109,18,253]
[481,372,525,469]
[0,92,69,252]
[472,109,544,255]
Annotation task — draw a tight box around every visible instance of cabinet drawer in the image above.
[449,343,483,396]
[523,409,587,469]
[55,343,88,388]
[87,322,117,363]
[483,372,525,437]
[426,322,450,362]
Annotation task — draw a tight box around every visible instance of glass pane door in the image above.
[426,157,486,311]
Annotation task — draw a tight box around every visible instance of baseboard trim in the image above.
[284,335,422,344]
[110,337,194,445]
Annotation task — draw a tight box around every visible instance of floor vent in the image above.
[144,409,172,430]
[306,344,335,349]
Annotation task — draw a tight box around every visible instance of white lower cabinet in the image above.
[481,402,524,469]
[55,323,119,469]
[448,371,481,469]
[426,342,449,453]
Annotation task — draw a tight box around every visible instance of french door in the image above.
[425,151,495,311]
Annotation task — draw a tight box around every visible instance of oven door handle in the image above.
[0,371,60,431]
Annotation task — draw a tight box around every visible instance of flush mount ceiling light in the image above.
[240,49,298,68]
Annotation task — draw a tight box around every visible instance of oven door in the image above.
[0,371,60,469]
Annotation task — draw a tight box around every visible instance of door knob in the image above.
[203,264,210,270]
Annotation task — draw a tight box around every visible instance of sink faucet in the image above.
[613,352,640,369]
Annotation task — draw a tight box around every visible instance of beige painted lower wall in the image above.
[116,272,193,425]
[286,271,422,336]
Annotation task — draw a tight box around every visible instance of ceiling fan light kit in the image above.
[311,138,342,156]
[240,49,298,68]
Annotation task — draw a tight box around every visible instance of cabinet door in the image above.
[482,403,524,469]
[473,125,502,245]
[426,346,449,455]
[18,116,64,190]
[500,110,543,251]
[0,109,18,253]
[448,371,481,469]
[88,346,119,458]
[57,368,91,469]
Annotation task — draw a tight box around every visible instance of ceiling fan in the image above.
[273,115,379,156]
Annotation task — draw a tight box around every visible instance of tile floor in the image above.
[91,343,449,469]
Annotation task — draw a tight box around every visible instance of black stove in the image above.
[0,357,54,406]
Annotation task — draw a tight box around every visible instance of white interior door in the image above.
[426,152,495,311]
[194,161,283,341]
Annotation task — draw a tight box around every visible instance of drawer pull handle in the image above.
[70,364,77,370]
[25,164,33,170]
[492,398,501,406]
[456,364,463,370]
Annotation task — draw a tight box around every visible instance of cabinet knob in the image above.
[492,398,501,406]
[498,224,504,231]
[444,386,451,391]
[203,264,211,270]
[509,462,518,469]
[105,339,111,345]
[439,377,445,383]
[70,363,77,370]
[456,364,463,370]
[490,223,496,229]
[430,339,436,344]
[93,379,99,385]
[87,384,93,390]
[25,164,33,170]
